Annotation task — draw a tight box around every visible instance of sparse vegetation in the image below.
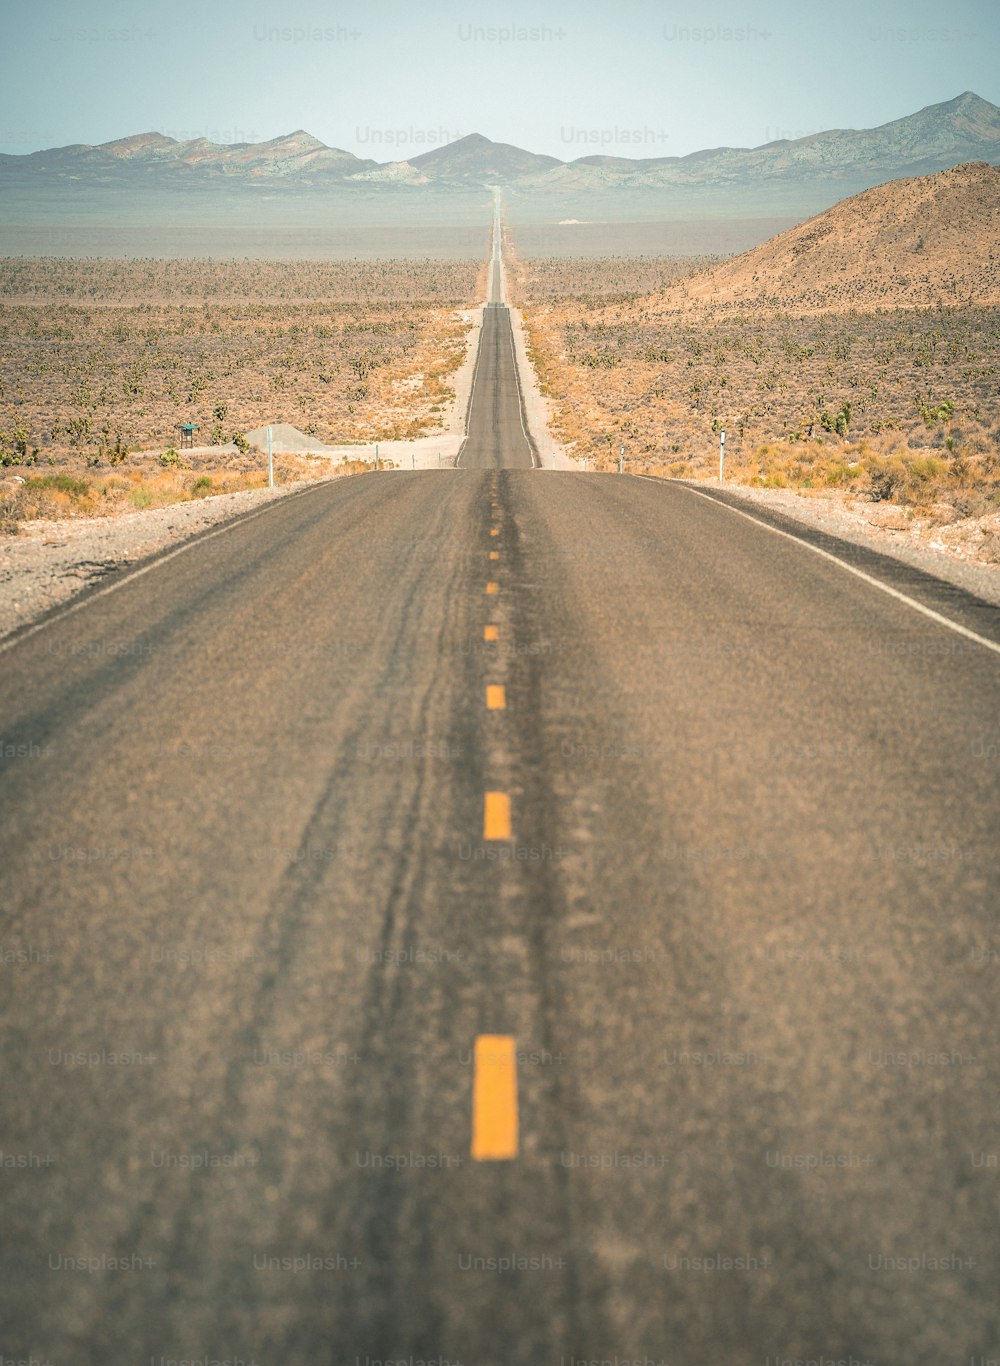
[0,256,484,465]
[0,256,484,532]
[504,254,722,305]
[510,255,1000,502]
[508,165,1000,534]
[0,456,352,535]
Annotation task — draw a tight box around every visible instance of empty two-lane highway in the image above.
[1,253,999,1365]
[456,304,536,470]
[456,193,535,471]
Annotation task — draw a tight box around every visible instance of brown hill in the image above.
[655,162,1000,314]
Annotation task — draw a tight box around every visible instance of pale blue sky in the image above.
[1,0,996,159]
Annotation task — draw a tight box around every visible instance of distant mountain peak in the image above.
[100,131,179,156]
[409,132,561,178]
[262,130,329,152]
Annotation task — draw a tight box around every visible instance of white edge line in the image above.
[0,481,331,658]
[638,475,1000,660]
[495,190,538,468]
[506,323,540,469]
[456,298,491,470]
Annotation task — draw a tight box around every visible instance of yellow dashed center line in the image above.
[471,1035,519,1161]
[469,487,518,1161]
[484,791,511,840]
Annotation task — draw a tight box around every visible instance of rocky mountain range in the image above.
[3,92,998,193]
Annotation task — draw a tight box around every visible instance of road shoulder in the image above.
[0,477,334,644]
[668,478,1000,609]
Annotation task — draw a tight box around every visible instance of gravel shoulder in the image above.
[500,242,578,471]
[0,476,335,642]
[684,478,1000,606]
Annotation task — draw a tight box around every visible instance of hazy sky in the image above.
[1,0,997,159]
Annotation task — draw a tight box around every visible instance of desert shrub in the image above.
[909,456,946,484]
[0,426,38,466]
[866,457,909,502]
[0,257,482,456]
[917,398,955,427]
[0,490,26,533]
[819,402,851,436]
[0,472,93,528]
[824,462,856,486]
[25,473,89,497]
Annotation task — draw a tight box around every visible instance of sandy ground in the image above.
[118,304,490,476]
[227,309,488,474]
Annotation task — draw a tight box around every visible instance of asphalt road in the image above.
[2,311,999,1364]
[455,195,535,473]
[456,303,536,470]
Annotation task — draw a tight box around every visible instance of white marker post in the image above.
[375,443,379,472]
[619,445,625,475]
[267,426,274,489]
[719,429,726,485]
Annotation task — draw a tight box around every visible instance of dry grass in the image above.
[0,453,362,535]
[649,434,1000,512]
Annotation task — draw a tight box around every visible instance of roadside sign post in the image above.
[619,445,625,475]
[375,443,379,472]
[719,429,726,485]
[267,426,274,489]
